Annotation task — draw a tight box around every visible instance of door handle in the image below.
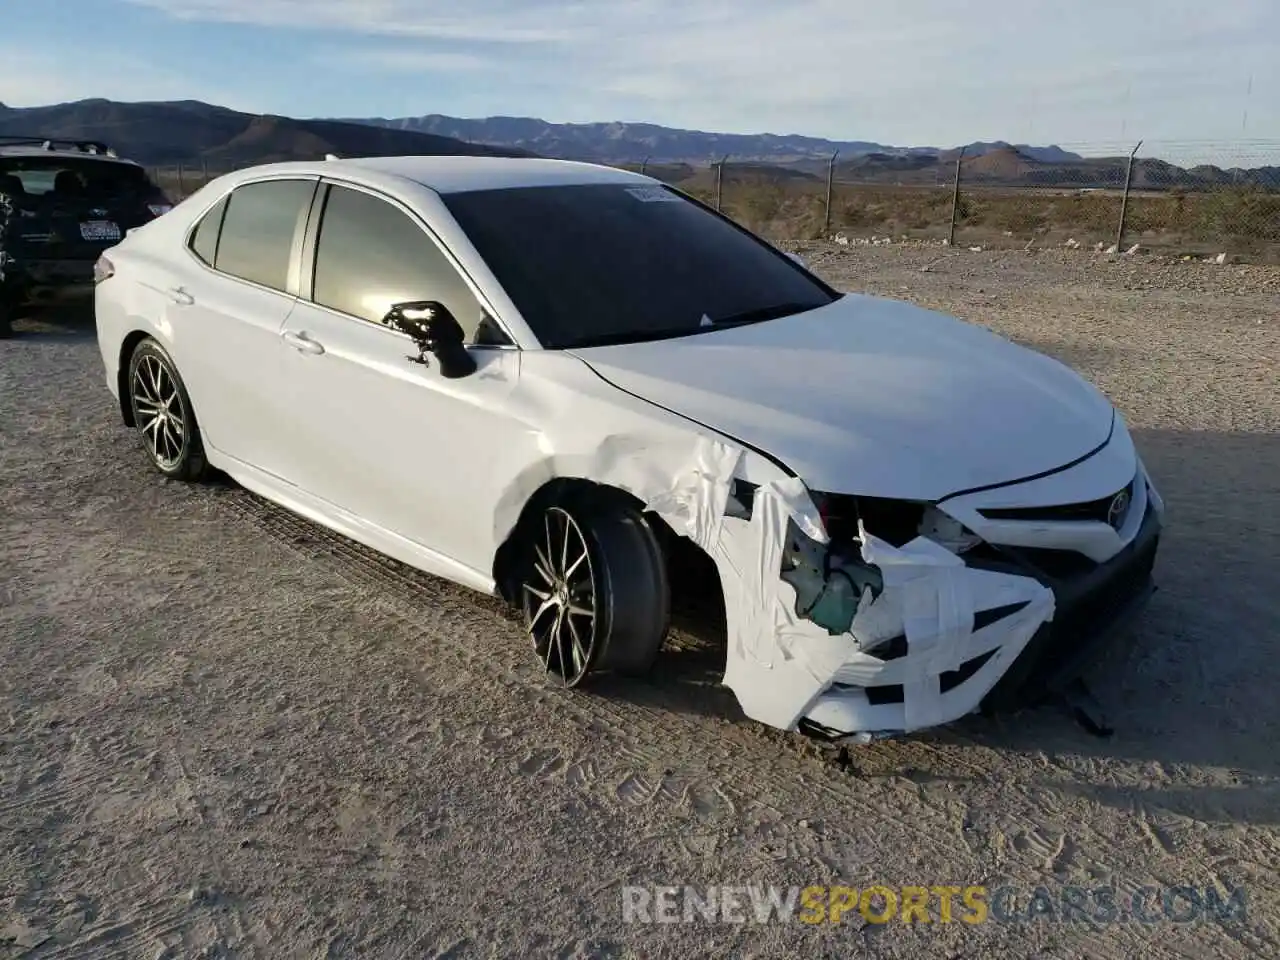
[167,286,194,306]
[282,330,325,356]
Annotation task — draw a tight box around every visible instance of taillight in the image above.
[93,254,115,284]
[147,203,173,218]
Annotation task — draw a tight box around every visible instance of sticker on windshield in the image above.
[625,186,682,203]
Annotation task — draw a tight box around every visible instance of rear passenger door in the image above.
[169,177,318,477]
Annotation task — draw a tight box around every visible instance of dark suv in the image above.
[0,137,172,337]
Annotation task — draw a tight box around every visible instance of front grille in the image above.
[978,477,1136,524]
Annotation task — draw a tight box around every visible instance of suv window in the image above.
[311,184,485,340]
[0,157,159,201]
[189,195,227,266]
[214,179,315,292]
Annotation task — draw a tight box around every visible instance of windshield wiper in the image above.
[709,301,823,327]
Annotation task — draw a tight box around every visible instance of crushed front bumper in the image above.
[791,492,1162,742]
[980,499,1160,713]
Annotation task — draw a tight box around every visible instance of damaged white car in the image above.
[93,156,1164,743]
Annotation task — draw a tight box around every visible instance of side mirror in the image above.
[384,300,478,379]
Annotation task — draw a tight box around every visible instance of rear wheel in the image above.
[519,497,670,686]
[127,338,208,481]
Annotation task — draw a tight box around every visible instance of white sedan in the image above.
[93,156,1164,743]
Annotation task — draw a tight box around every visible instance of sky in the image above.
[1,0,1277,151]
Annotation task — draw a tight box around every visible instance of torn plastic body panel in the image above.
[491,406,1161,740]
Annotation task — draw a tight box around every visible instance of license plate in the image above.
[80,220,121,242]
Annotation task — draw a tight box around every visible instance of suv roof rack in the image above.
[0,135,119,157]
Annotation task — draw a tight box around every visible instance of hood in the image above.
[569,294,1116,501]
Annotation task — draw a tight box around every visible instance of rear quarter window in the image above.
[188,195,228,266]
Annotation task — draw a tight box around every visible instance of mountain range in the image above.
[336,113,1084,165]
[1,99,1275,192]
[0,99,527,165]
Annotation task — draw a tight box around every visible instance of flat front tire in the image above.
[127,337,208,481]
[519,497,670,686]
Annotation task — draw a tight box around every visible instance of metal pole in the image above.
[714,154,728,212]
[1116,139,1143,252]
[824,149,839,237]
[640,155,650,176]
[948,146,966,246]
[177,162,185,198]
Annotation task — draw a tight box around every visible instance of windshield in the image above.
[0,157,159,202]
[442,183,839,349]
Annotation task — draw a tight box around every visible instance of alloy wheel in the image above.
[521,506,598,686]
[131,353,188,470]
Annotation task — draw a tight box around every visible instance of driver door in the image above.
[277,181,521,575]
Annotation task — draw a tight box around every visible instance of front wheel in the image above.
[127,338,208,481]
[519,498,670,686]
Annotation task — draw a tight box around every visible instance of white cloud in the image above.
[20,0,1280,143]
[335,49,492,73]
[122,0,585,43]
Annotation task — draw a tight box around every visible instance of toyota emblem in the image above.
[1107,489,1131,530]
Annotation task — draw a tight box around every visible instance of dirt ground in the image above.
[2,245,1278,959]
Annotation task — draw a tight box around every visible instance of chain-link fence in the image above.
[146,160,241,201]
[149,140,1280,263]
[642,140,1280,262]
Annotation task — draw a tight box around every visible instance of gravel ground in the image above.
[1,246,1278,959]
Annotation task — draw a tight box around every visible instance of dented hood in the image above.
[570,293,1116,501]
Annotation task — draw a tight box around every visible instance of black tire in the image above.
[126,337,208,481]
[0,189,18,339]
[518,494,670,686]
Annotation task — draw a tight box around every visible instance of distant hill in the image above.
[335,113,1084,166]
[0,99,529,165]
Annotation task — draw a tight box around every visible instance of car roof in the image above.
[239,155,650,195]
[0,145,141,166]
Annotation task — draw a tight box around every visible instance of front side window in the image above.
[442,183,839,349]
[310,184,485,340]
[214,179,315,292]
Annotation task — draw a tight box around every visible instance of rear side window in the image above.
[214,179,315,292]
[310,184,484,339]
[189,196,227,266]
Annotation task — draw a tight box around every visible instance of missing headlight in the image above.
[780,518,883,636]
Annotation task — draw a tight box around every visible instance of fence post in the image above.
[714,154,728,212]
[176,162,185,198]
[947,146,967,246]
[824,149,839,237]
[1116,139,1143,252]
